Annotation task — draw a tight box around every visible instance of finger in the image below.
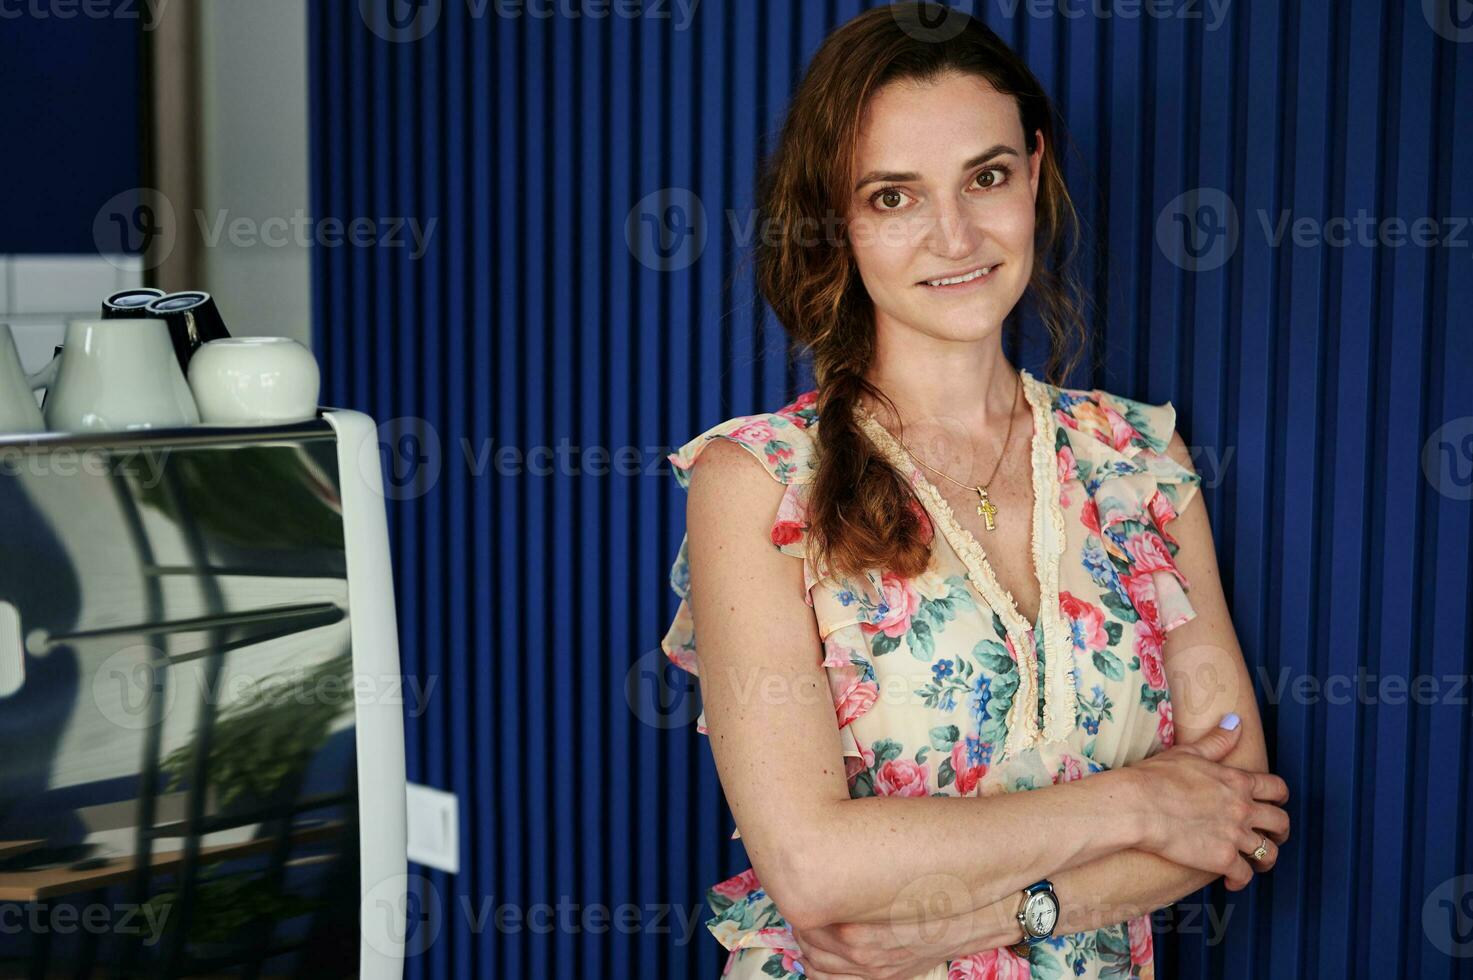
[1250,771,1290,804]
[790,926,840,957]
[1222,854,1255,891]
[1179,722,1243,761]
[1237,825,1271,857]
[1245,836,1279,870]
[792,943,862,975]
[801,967,868,980]
[1250,802,1290,843]
[1237,827,1278,870]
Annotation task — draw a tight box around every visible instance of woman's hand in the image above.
[790,915,967,980]
[1126,718,1291,890]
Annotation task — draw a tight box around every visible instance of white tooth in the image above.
[928,265,992,286]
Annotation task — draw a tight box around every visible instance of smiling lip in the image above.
[918,263,1001,289]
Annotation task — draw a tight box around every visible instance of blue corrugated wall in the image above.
[308,1,1473,977]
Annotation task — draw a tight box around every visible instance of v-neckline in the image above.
[852,368,1077,754]
[853,368,1055,637]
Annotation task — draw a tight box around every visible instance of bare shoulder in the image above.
[683,437,808,636]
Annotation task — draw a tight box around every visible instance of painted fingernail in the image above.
[1219,712,1241,730]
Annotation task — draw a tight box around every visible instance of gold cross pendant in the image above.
[975,487,998,531]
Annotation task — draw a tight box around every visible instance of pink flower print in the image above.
[711,868,761,900]
[770,520,804,547]
[786,390,818,415]
[1057,445,1078,508]
[906,494,935,544]
[728,419,777,448]
[770,481,808,548]
[1059,591,1109,654]
[1135,619,1167,690]
[1129,913,1155,965]
[874,758,930,797]
[833,676,879,728]
[1056,444,1078,484]
[1124,529,1179,579]
[1156,698,1175,749]
[862,571,922,639]
[1081,496,1101,536]
[1053,753,1084,784]
[1101,402,1144,452]
[1121,571,1161,631]
[947,946,1032,979]
[781,949,805,974]
[1147,487,1181,539]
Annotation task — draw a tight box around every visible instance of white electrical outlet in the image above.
[405,782,460,874]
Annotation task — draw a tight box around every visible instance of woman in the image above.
[660,5,1290,978]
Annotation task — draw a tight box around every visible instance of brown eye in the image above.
[975,166,1009,189]
[878,189,904,210]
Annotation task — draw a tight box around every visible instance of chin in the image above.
[915,301,1009,341]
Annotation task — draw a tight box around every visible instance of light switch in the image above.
[0,601,23,698]
[405,781,459,874]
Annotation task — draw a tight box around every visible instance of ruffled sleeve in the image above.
[1055,387,1204,637]
[661,402,822,686]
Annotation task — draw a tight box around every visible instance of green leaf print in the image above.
[1028,945,1068,980]
[938,757,956,788]
[1101,589,1139,622]
[973,639,1015,676]
[908,618,936,660]
[915,654,976,711]
[1104,620,1123,647]
[760,951,796,978]
[915,745,930,765]
[978,707,1009,748]
[930,725,961,750]
[1094,923,1134,978]
[920,576,974,624]
[872,738,904,765]
[1093,648,1125,682]
[871,632,904,658]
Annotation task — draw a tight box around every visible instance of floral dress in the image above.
[660,368,1203,979]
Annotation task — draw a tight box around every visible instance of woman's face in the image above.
[845,70,1044,344]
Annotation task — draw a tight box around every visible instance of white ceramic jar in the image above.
[187,337,321,424]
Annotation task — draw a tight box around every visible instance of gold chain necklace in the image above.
[894,372,1021,532]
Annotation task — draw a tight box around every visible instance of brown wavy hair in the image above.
[753,1,1092,582]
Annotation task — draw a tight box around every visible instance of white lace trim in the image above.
[852,369,1075,758]
[1024,369,1075,748]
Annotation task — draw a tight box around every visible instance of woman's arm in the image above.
[789,433,1292,974]
[794,722,1275,974]
[683,441,1255,932]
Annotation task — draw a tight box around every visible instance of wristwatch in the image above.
[1007,879,1059,957]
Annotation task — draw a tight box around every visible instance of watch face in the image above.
[1025,893,1058,936]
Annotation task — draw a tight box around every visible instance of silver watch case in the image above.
[1018,887,1060,940]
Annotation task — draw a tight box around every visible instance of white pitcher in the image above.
[0,324,45,434]
[28,318,200,432]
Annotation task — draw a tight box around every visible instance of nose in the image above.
[923,195,984,260]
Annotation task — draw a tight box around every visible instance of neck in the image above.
[860,329,1023,434]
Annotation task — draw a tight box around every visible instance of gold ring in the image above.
[1251,837,1269,862]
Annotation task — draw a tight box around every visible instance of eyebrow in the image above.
[853,144,1021,193]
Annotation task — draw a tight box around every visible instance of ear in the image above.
[1029,129,1045,198]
